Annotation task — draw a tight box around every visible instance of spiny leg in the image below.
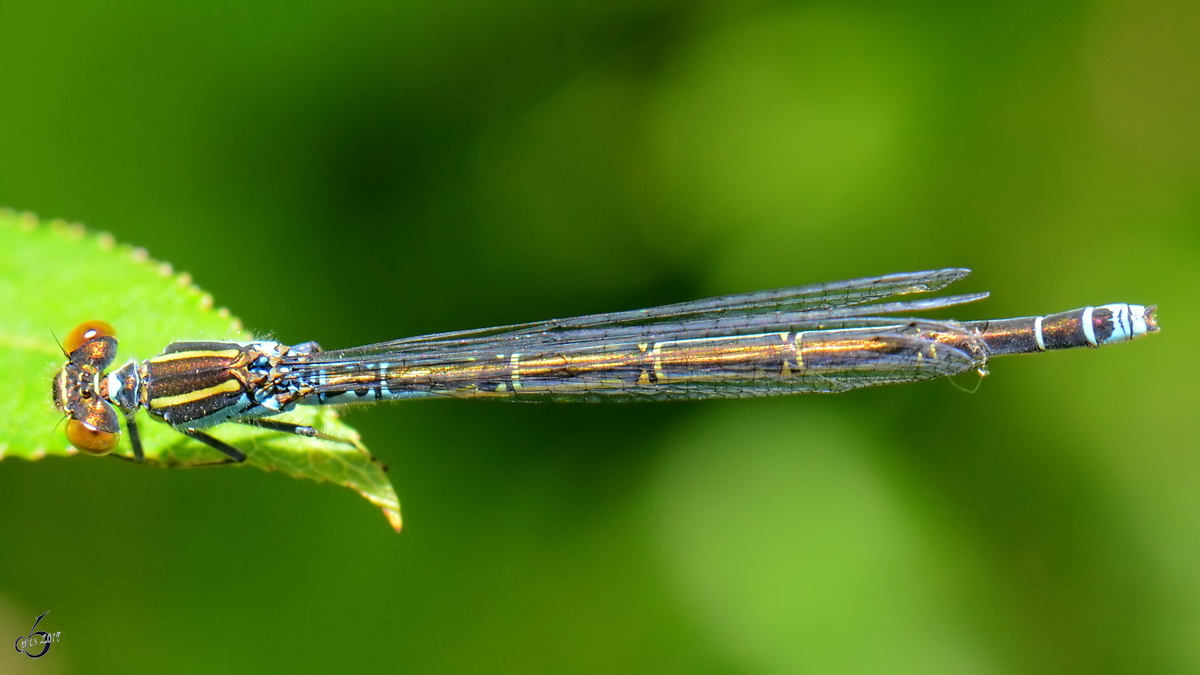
[238,418,357,447]
[182,428,248,463]
[240,418,319,438]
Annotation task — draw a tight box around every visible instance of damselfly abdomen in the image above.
[51,268,1157,461]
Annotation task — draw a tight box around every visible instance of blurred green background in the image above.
[1,0,1197,672]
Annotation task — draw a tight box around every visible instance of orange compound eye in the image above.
[63,320,117,355]
[66,418,121,455]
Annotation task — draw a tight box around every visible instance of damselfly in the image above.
[52,268,1157,461]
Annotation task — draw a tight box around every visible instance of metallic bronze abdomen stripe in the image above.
[353,329,977,398]
[1039,311,1087,350]
[964,317,1043,355]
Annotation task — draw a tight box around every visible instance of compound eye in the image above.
[64,320,117,355]
[66,418,121,455]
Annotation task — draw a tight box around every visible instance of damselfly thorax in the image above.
[51,269,1157,462]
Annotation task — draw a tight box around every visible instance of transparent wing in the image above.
[277,269,989,402]
[308,268,981,363]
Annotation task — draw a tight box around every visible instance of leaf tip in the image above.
[385,508,404,532]
[344,477,403,533]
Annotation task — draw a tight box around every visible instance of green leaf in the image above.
[0,209,401,531]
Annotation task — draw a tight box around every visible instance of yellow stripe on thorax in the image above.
[149,379,242,409]
[148,349,241,364]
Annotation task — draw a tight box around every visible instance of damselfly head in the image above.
[54,320,123,455]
